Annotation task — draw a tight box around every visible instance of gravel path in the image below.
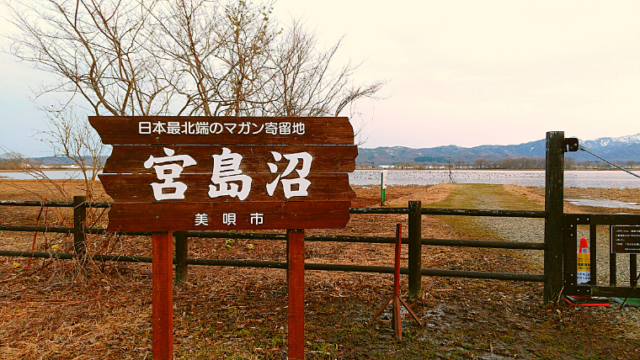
[475,216,545,269]
[469,188,637,289]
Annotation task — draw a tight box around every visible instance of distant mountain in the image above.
[31,156,77,165]
[357,133,640,166]
[575,134,640,162]
[24,156,108,166]
[5,133,639,168]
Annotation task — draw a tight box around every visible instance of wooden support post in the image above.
[174,232,188,286]
[393,223,402,339]
[287,229,305,359]
[544,131,565,304]
[408,201,422,299]
[369,224,422,335]
[73,196,87,262]
[152,232,174,360]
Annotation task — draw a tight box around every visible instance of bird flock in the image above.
[349,170,640,189]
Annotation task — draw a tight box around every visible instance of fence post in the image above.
[174,232,188,285]
[408,201,422,299]
[73,196,87,262]
[287,229,305,359]
[544,131,565,304]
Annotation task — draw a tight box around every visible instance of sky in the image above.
[1,0,639,156]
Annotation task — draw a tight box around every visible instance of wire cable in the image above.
[578,145,640,179]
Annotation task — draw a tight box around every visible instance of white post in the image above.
[381,170,387,205]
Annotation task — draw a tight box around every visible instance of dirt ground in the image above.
[1,180,639,359]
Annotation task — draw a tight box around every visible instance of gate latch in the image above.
[565,138,579,152]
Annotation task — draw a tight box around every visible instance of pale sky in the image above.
[1,0,639,156]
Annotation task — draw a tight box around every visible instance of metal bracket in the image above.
[565,138,579,152]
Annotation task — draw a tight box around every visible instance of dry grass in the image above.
[1,180,639,359]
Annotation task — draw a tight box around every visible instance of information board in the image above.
[611,225,640,254]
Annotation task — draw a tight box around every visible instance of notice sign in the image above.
[611,225,640,254]
[90,116,357,232]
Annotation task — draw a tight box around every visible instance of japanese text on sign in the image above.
[611,225,640,254]
[138,121,305,136]
[144,147,313,201]
[194,212,263,227]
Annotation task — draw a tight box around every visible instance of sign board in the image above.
[90,116,357,232]
[380,170,387,204]
[611,225,640,254]
[381,170,388,189]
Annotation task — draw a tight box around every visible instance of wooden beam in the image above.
[152,232,174,360]
[408,201,422,299]
[287,229,305,359]
[544,131,565,304]
[73,196,87,261]
[174,232,188,285]
[393,224,402,339]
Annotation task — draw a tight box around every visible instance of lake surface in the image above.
[565,198,640,210]
[350,170,640,189]
[0,170,96,180]
[2,169,640,188]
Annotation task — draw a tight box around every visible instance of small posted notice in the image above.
[611,225,640,254]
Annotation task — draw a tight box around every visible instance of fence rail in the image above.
[0,197,547,295]
[0,224,545,249]
[0,249,545,283]
[0,200,547,216]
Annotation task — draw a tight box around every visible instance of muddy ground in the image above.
[0,180,639,359]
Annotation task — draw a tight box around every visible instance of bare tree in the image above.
[5,0,383,118]
[0,105,106,200]
[145,0,384,118]
[267,19,385,118]
[39,105,107,200]
[4,0,385,169]
[0,150,25,170]
[4,0,176,116]
[145,0,280,116]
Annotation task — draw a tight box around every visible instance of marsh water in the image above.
[2,169,640,188]
[350,170,640,189]
[3,169,640,209]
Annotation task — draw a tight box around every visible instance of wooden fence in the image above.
[0,132,568,302]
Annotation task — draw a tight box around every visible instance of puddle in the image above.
[566,198,640,210]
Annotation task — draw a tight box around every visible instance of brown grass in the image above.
[1,180,639,359]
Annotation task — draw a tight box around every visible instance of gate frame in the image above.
[563,213,640,298]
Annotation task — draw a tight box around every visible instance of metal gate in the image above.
[564,213,640,298]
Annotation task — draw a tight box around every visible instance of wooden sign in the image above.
[90,116,357,232]
[91,116,356,359]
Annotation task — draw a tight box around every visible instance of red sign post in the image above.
[91,116,356,359]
